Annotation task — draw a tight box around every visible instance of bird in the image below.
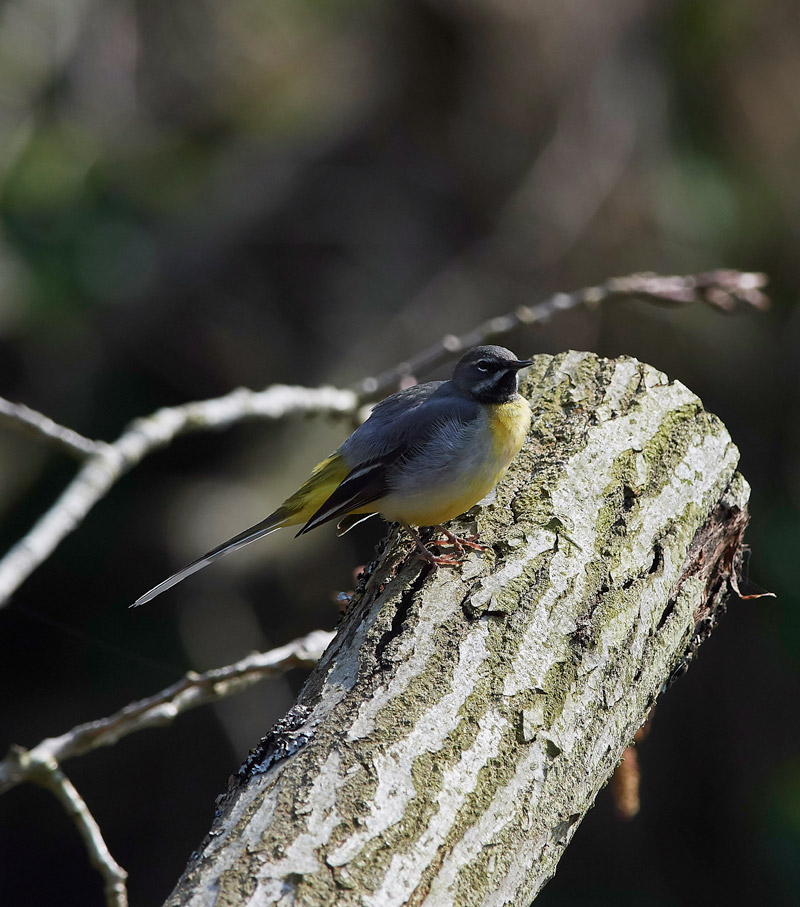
[132,345,532,607]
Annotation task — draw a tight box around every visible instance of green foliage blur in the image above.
[1,1,799,905]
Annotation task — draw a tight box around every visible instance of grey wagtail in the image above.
[132,345,532,606]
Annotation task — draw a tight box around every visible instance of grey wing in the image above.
[339,380,472,465]
[387,407,479,496]
[297,384,476,535]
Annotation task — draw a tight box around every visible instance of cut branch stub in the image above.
[165,351,749,907]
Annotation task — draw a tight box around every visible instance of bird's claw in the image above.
[404,523,489,567]
[431,527,490,555]
[414,548,462,567]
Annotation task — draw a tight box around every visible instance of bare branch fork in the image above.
[0,630,334,907]
[0,270,767,608]
[0,385,358,608]
[0,630,334,796]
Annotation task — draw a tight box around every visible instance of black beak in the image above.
[511,359,533,370]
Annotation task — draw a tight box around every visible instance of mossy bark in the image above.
[164,352,750,907]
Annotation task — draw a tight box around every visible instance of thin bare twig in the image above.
[610,718,652,821]
[354,270,769,401]
[0,385,357,608]
[0,397,106,459]
[0,629,333,795]
[30,761,129,907]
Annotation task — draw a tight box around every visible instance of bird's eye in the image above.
[476,360,490,372]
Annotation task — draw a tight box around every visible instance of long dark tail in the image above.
[131,513,287,607]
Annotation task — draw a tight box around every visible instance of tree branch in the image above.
[0,629,333,795]
[0,385,357,608]
[0,398,106,459]
[29,760,129,907]
[354,269,768,400]
[164,352,751,906]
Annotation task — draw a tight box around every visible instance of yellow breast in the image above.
[377,396,531,527]
[486,396,532,467]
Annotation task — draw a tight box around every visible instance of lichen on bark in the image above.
[165,351,749,907]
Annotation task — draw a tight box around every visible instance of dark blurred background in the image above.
[1,1,798,904]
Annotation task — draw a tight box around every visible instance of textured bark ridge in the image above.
[165,352,749,907]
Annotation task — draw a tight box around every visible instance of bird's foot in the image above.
[431,526,490,555]
[403,524,462,567]
[415,545,462,567]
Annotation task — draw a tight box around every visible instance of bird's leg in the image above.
[432,525,491,555]
[402,524,461,566]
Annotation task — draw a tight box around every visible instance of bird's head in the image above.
[451,345,533,403]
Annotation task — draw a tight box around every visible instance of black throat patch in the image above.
[470,368,519,403]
